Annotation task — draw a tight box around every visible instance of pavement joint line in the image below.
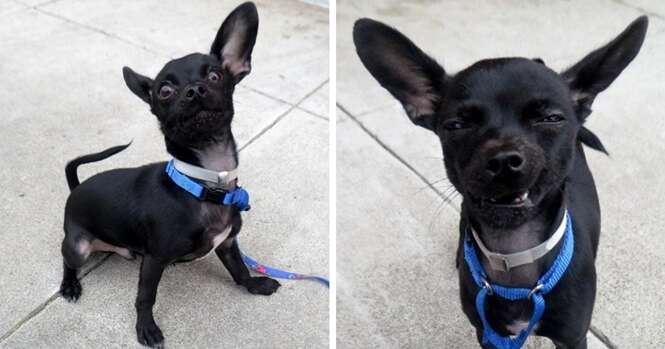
[336,102,459,212]
[239,79,329,152]
[293,79,329,121]
[239,84,298,107]
[32,0,63,7]
[31,6,166,56]
[0,253,113,344]
[296,106,328,121]
[590,324,619,349]
[23,2,323,119]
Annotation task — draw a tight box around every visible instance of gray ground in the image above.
[337,1,665,348]
[0,1,328,348]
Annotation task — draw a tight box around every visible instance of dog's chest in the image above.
[179,204,234,262]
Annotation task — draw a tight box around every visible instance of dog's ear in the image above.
[353,18,447,131]
[562,16,648,120]
[210,2,259,83]
[122,66,153,104]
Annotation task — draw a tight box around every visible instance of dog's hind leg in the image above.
[59,221,93,302]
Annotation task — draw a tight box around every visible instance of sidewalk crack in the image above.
[0,254,113,344]
[240,79,329,151]
[590,324,619,349]
[337,103,458,212]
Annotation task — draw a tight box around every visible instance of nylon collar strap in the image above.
[172,158,238,188]
[470,210,567,272]
[165,160,250,211]
[463,210,574,349]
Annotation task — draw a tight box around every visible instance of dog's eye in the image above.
[158,85,175,99]
[207,71,221,82]
[537,114,565,123]
[443,120,469,131]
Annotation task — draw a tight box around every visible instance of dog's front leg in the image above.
[135,255,166,348]
[215,214,280,295]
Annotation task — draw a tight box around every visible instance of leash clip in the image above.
[528,284,544,299]
[481,278,493,296]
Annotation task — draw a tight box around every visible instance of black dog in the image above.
[59,3,280,348]
[354,16,647,349]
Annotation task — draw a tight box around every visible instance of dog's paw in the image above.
[60,277,82,302]
[136,320,164,349]
[245,277,281,295]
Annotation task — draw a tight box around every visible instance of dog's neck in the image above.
[469,193,565,287]
[193,139,238,172]
[164,128,239,190]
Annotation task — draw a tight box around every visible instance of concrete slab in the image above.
[299,81,329,119]
[619,0,665,18]
[337,0,660,115]
[1,110,328,348]
[337,117,476,349]
[0,0,23,15]
[39,0,329,105]
[579,29,665,349]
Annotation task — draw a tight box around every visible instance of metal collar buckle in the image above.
[528,284,544,299]
[481,278,494,295]
[488,255,511,273]
[217,171,230,184]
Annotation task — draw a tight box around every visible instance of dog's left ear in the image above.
[562,16,648,120]
[210,2,259,83]
[122,66,154,104]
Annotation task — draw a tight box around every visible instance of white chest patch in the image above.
[212,226,232,249]
[194,226,232,261]
[506,320,537,336]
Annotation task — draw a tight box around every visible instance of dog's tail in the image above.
[65,142,132,191]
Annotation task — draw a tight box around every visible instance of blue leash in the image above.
[165,160,329,288]
[241,252,329,287]
[463,211,574,349]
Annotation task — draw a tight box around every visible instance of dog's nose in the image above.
[184,84,208,101]
[486,151,525,177]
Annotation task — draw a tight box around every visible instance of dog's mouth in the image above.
[486,190,530,207]
[180,110,226,129]
[194,110,224,122]
[469,189,535,209]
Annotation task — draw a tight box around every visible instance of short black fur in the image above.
[354,16,648,349]
[59,3,280,348]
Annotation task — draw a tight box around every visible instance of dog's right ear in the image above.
[210,2,259,83]
[122,67,153,104]
[353,18,447,131]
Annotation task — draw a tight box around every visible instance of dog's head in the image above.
[122,2,258,149]
[354,16,647,228]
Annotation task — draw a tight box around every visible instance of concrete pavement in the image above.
[0,0,328,348]
[337,1,665,348]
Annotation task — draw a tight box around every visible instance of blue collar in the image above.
[165,160,250,211]
[463,210,574,349]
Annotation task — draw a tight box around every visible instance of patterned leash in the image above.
[240,250,329,288]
